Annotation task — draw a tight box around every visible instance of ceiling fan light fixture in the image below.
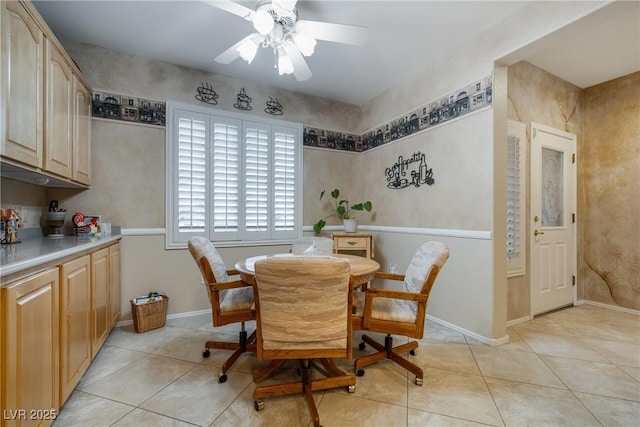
[293,32,316,56]
[253,9,274,35]
[277,48,294,75]
[237,37,260,63]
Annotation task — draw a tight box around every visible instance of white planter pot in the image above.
[343,219,358,233]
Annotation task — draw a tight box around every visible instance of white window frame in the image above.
[166,101,303,248]
[507,119,526,276]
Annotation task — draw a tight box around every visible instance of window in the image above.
[507,119,526,276]
[166,102,302,248]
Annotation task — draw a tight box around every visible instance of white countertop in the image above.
[0,233,122,278]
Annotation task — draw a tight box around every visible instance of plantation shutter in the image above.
[174,112,207,242]
[244,121,270,239]
[166,102,301,248]
[507,120,526,276]
[273,126,297,233]
[211,117,241,240]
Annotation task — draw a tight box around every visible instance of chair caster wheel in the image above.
[415,377,423,386]
[202,349,210,358]
[254,399,265,411]
[347,384,356,393]
[356,368,365,377]
[218,374,227,383]
[358,342,365,350]
[409,349,416,356]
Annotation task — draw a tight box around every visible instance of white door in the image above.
[530,122,576,315]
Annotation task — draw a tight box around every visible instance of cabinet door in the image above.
[44,39,73,178]
[91,247,110,357]
[72,75,91,185]
[109,243,121,329]
[0,1,44,167]
[59,255,91,403]
[1,268,59,426]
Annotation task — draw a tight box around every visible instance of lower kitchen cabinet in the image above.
[59,255,91,403]
[1,268,59,427]
[109,243,121,329]
[1,240,121,425]
[91,247,110,358]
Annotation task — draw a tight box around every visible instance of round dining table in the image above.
[234,253,380,288]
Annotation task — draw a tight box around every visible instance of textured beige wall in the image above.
[47,121,166,228]
[63,41,362,134]
[303,148,366,229]
[506,63,639,318]
[506,61,583,320]
[0,178,46,229]
[358,110,493,230]
[581,72,640,310]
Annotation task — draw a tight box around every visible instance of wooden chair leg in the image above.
[304,385,320,427]
[254,358,354,426]
[253,359,287,383]
[355,333,424,383]
[204,328,258,381]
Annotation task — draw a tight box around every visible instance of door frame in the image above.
[529,122,577,315]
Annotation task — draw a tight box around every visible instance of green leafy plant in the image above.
[313,188,373,234]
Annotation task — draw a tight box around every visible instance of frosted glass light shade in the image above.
[238,39,258,63]
[277,52,294,75]
[253,10,274,35]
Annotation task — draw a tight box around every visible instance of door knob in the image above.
[534,229,545,236]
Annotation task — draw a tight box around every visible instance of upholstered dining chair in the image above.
[352,241,449,385]
[187,236,256,383]
[291,236,334,255]
[252,256,355,427]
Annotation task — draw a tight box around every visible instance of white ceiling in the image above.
[33,1,639,106]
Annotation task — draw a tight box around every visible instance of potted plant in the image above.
[313,188,373,234]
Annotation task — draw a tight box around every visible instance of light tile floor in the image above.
[53,304,639,427]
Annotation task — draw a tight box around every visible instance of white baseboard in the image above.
[116,308,212,328]
[506,315,532,327]
[426,314,509,347]
[577,300,640,316]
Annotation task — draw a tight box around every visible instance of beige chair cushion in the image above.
[255,256,350,351]
[354,292,418,324]
[188,236,253,312]
[356,241,449,323]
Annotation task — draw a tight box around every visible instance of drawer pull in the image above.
[347,241,357,246]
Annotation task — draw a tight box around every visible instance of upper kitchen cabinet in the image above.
[0,0,44,168]
[72,75,91,185]
[44,39,73,178]
[0,0,92,188]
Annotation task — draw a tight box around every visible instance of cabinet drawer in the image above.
[335,237,368,250]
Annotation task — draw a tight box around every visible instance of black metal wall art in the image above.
[233,88,252,110]
[264,96,283,115]
[195,82,219,104]
[385,152,435,189]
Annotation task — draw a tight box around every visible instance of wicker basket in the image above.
[130,296,169,333]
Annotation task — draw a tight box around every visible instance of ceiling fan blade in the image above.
[282,43,312,82]
[296,20,368,45]
[202,0,254,21]
[214,34,257,64]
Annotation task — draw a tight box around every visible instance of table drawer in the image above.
[335,237,368,250]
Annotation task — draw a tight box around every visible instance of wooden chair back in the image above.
[253,256,352,361]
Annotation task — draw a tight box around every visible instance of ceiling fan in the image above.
[205,0,368,81]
